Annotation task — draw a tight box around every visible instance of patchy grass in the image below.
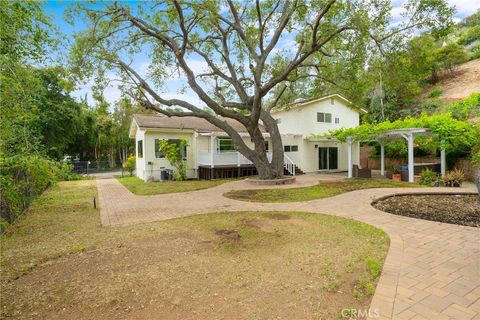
[1,180,389,320]
[116,176,231,195]
[224,178,421,202]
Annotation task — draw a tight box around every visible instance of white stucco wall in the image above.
[141,130,196,181]
[272,96,361,172]
[272,96,360,136]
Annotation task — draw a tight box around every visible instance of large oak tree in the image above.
[69,0,453,179]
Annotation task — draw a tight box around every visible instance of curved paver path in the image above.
[96,175,480,319]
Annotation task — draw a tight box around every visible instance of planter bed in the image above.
[372,192,480,227]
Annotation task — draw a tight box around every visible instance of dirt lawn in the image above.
[1,180,389,320]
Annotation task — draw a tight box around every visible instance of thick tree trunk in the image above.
[237,113,284,180]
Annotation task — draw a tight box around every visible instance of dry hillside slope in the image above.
[435,59,480,101]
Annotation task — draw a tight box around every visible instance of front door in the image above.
[318,147,338,170]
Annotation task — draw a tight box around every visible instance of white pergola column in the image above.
[440,139,446,177]
[210,135,215,168]
[407,133,414,183]
[347,137,353,178]
[380,142,385,176]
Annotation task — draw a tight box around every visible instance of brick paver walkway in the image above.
[96,175,480,319]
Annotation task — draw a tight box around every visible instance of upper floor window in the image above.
[335,117,340,124]
[264,141,269,151]
[331,98,335,105]
[317,112,332,123]
[137,140,143,158]
[284,145,298,152]
[217,138,235,152]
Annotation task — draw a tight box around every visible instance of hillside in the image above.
[433,59,480,101]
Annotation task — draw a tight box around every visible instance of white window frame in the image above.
[284,145,298,152]
[317,112,332,123]
[217,138,236,152]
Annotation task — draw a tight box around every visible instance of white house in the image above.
[128,93,366,181]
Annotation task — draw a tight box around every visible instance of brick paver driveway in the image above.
[97,175,479,319]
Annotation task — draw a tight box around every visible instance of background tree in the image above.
[435,42,468,74]
[69,0,454,180]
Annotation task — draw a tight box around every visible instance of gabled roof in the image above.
[129,114,265,137]
[272,93,368,114]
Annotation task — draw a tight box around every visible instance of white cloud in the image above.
[392,0,480,21]
[447,0,480,18]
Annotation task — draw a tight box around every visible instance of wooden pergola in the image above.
[346,127,446,183]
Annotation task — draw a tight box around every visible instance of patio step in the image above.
[284,165,304,176]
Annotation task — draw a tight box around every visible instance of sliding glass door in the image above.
[318,147,338,170]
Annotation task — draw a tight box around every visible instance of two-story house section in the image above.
[271,93,367,173]
[129,93,366,181]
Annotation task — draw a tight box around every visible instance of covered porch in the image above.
[195,132,298,177]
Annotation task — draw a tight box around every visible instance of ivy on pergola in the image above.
[313,113,479,182]
[323,113,478,150]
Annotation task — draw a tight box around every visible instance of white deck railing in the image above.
[198,151,272,166]
[284,154,296,176]
[197,151,296,175]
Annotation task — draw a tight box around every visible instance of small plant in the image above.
[419,169,438,186]
[444,168,465,187]
[365,257,381,279]
[392,167,401,174]
[123,154,136,176]
[428,86,442,98]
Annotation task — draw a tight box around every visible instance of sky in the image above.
[42,0,480,107]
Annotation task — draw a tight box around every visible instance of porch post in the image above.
[347,137,353,178]
[236,151,240,167]
[380,142,385,176]
[210,134,215,168]
[440,139,446,177]
[407,133,414,183]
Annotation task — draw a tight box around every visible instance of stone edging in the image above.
[370,191,479,205]
[245,176,296,185]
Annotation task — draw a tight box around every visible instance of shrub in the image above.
[435,43,468,74]
[123,154,136,176]
[159,139,188,181]
[444,168,465,187]
[54,161,83,181]
[448,93,480,120]
[419,169,439,186]
[0,155,57,226]
[428,86,443,98]
[457,25,480,46]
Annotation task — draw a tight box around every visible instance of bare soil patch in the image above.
[373,193,480,227]
[269,213,291,220]
[424,59,480,101]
